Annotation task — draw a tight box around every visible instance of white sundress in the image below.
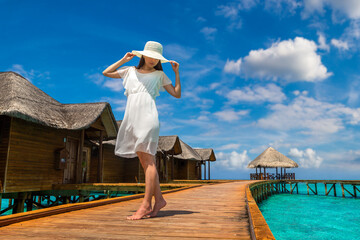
[114,66,172,158]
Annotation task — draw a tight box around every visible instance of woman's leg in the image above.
[127,151,166,219]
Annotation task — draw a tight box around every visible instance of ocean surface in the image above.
[258,183,360,240]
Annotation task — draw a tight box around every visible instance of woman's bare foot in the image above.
[127,204,152,220]
[150,199,167,217]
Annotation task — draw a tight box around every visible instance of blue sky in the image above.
[1,0,360,180]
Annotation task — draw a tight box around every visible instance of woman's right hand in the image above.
[122,52,135,63]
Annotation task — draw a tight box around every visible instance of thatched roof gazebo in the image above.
[247,147,298,180]
[194,148,216,180]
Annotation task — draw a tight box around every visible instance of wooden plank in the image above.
[0,181,253,239]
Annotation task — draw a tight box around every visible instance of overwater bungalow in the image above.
[247,147,298,180]
[194,148,216,180]
[172,139,202,180]
[0,72,118,192]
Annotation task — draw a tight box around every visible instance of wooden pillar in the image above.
[325,183,328,195]
[264,168,267,179]
[77,129,85,184]
[341,184,345,198]
[284,168,287,179]
[354,185,357,198]
[97,130,104,183]
[208,161,210,180]
[165,154,168,182]
[13,192,26,214]
[203,162,206,180]
[276,167,278,179]
[307,183,309,195]
[171,155,174,181]
[280,167,283,179]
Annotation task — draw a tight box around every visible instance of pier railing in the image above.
[250,173,295,180]
[249,180,360,204]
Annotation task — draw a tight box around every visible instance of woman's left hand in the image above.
[169,61,180,74]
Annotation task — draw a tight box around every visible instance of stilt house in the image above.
[0,72,118,192]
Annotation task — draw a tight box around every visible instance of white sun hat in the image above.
[132,41,169,63]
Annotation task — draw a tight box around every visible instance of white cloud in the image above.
[303,0,360,20]
[226,83,286,104]
[99,97,126,112]
[264,0,301,15]
[216,5,239,19]
[348,78,360,106]
[200,27,217,40]
[257,94,360,135]
[226,37,332,83]
[8,64,50,82]
[214,109,249,122]
[165,44,197,61]
[217,143,241,151]
[215,150,251,170]
[288,148,323,168]
[103,78,123,92]
[197,16,206,22]
[333,20,360,51]
[216,3,244,30]
[86,72,105,85]
[331,39,349,50]
[224,58,242,75]
[238,0,259,10]
[87,72,123,92]
[317,32,330,51]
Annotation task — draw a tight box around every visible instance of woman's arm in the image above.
[102,52,135,78]
[164,61,181,98]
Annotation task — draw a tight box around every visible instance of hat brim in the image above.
[132,50,169,63]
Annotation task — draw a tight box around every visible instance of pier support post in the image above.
[325,183,328,195]
[12,192,26,214]
[354,185,358,198]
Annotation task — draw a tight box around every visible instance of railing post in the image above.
[325,183,328,195]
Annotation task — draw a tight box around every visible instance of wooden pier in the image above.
[0,181,254,239]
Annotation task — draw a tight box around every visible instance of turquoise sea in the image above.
[258,183,360,240]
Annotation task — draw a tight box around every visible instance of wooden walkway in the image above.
[0,181,253,240]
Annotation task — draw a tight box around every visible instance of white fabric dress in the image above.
[114,66,172,158]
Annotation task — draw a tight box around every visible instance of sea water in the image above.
[258,183,360,240]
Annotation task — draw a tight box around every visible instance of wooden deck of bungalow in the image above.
[0,181,254,239]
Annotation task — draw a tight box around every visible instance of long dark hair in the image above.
[136,56,163,71]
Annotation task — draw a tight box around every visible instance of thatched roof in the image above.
[194,148,216,161]
[157,135,182,155]
[0,71,118,138]
[247,147,299,168]
[102,134,182,155]
[173,139,202,161]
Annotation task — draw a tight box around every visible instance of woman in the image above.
[102,41,181,220]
